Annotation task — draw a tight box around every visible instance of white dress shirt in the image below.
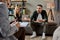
[37,13,42,20]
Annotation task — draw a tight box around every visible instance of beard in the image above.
[37,10,42,13]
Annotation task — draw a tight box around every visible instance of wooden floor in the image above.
[25,35,53,40]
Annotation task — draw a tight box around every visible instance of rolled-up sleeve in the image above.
[0,16,19,37]
[0,24,19,37]
[7,24,19,37]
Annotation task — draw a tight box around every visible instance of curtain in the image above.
[54,0,60,11]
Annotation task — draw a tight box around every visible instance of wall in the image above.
[11,0,54,16]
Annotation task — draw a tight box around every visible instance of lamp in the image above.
[47,2,55,21]
[47,2,55,9]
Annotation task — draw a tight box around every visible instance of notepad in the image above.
[19,22,29,27]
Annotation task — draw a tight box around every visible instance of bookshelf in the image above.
[8,0,27,15]
[11,0,27,2]
[9,0,30,22]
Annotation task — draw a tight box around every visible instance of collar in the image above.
[0,2,4,4]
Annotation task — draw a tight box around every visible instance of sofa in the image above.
[25,22,58,36]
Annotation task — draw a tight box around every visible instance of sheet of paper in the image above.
[19,22,29,27]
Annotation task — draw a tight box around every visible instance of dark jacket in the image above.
[16,13,22,22]
[31,10,48,22]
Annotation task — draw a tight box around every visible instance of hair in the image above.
[37,4,43,7]
[14,6,20,17]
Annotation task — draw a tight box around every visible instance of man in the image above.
[30,4,48,38]
[0,0,20,40]
[52,26,60,40]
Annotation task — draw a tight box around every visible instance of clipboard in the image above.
[19,22,29,27]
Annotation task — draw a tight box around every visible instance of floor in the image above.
[25,35,53,40]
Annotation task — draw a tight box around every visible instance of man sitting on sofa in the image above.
[30,4,48,38]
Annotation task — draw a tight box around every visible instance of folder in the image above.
[19,22,29,27]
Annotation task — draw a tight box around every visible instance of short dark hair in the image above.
[37,4,43,7]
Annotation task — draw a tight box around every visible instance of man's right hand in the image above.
[34,19,45,23]
[11,21,20,28]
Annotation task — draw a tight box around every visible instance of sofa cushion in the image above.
[47,22,57,26]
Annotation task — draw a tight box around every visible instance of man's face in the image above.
[36,6,42,13]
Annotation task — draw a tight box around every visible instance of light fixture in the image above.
[47,2,55,9]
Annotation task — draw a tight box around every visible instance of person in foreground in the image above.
[0,0,20,40]
[52,26,60,40]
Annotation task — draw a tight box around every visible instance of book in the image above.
[19,22,29,27]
